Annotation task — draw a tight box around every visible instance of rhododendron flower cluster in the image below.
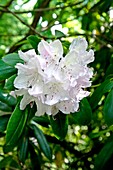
[14,37,94,116]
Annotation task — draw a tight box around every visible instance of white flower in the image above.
[38,40,63,78]
[14,37,94,116]
[69,37,94,65]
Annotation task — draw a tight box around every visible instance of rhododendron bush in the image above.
[0,0,113,170]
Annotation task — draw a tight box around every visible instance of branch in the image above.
[0,0,14,18]
[28,0,50,35]
[0,1,84,14]
[8,0,50,53]
[1,7,46,38]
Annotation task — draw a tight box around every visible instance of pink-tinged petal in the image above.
[18,49,36,62]
[50,40,63,56]
[80,49,94,65]
[64,50,79,66]
[76,90,90,101]
[84,49,94,64]
[38,40,51,57]
[56,100,79,114]
[69,37,88,52]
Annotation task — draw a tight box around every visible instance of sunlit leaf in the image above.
[2,53,23,67]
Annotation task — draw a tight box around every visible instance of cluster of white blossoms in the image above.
[14,37,94,116]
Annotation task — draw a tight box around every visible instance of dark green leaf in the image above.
[104,88,113,126]
[0,59,16,81]
[105,64,113,78]
[0,90,17,106]
[27,35,41,52]
[89,79,113,109]
[0,114,10,132]
[69,98,92,125]
[33,115,49,127]
[4,74,17,90]
[5,102,28,147]
[2,53,23,67]
[29,143,42,170]
[0,101,12,112]
[0,156,12,168]
[94,134,113,170]
[18,136,28,163]
[30,123,52,160]
[50,113,68,140]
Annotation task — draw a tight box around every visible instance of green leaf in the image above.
[33,115,49,127]
[50,113,68,140]
[105,64,113,78]
[29,143,42,170]
[69,98,92,125]
[0,59,16,81]
[0,101,12,112]
[18,136,28,163]
[5,102,28,148]
[30,123,52,160]
[27,35,41,51]
[0,115,10,132]
[4,74,17,90]
[89,79,113,109]
[0,90,17,106]
[2,53,23,67]
[94,134,113,170]
[55,30,65,38]
[104,88,113,126]
[0,156,12,168]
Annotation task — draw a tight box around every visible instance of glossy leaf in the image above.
[33,115,49,127]
[18,136,28,163]
[89,79,113,109]
[104,88,113,126]
[0,114,10,132]
[30,123,52,160]
[0,101,12,112]
[5,102,28,147]
[27,35,41,52]
[4,74,16,90]
[0,59,16,81]
[50,113,68,140]
[94,134,113,170]
[0,90,17,106]
[69,98,92,125]
[2,53,23,67]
